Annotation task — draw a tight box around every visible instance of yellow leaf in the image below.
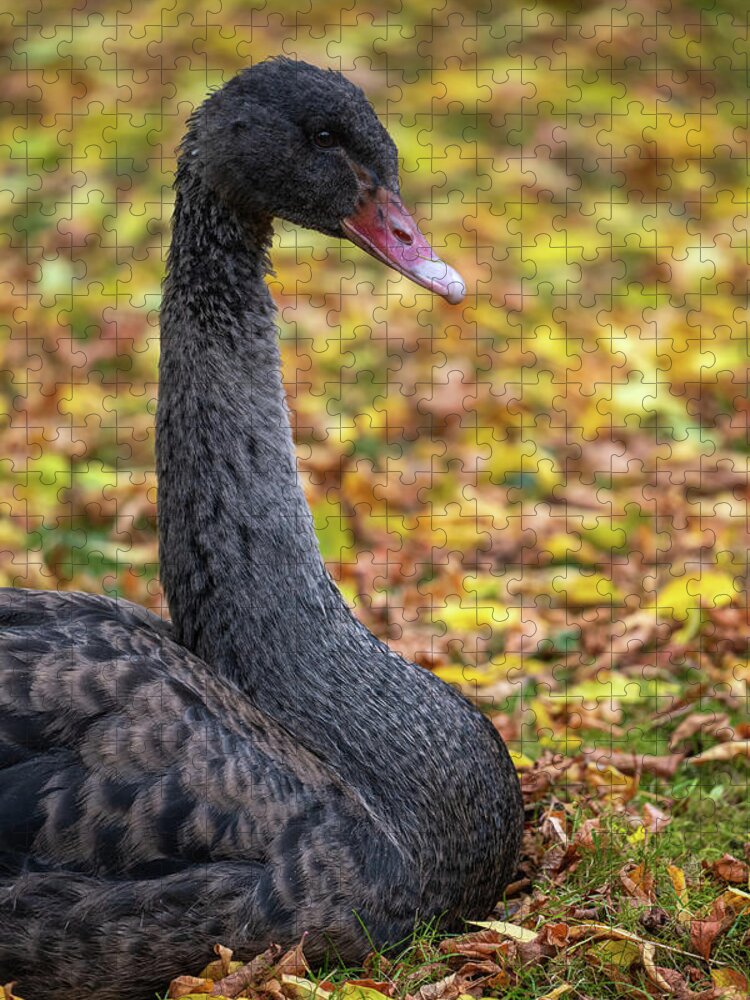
[564,672,645,706]
[537,987,573,1000]
[467,920,538,942]
[667,865,692,925]
[430,597,519,632]
[550,568,622,606]
[721,887,750,913]
[587,938,641,969]
[649,570,737,621]
[711,968,749,997]
[509,749,535,769]
[340,986,397,1000]
[282,977,332,1000]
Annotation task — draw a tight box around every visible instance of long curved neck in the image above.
[157,172,343,695]
[155,172,518,898]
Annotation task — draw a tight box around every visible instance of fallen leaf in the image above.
[640,907,669,935]
[702,855,750,886]
[582,749,684,779]
[438,930,504,959]
[466,921,538,943]
[620,862,655,902]
[211,944,281,998]
[345,981,394,997]
[670,713,731,752]
[409,973,459,1000]
[168,977,214,999]
[282,977,333,1000]
[710,968,749,1000]
[536,923,571,950]
[667,865,692,926]
[537,987,573,1000]
[641,802,672,833]
[688,741,750,764]
[690,897,736,960]
[641,942,675,993]
[586,938,641,970]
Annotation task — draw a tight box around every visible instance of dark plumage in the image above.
[0,57,523,999]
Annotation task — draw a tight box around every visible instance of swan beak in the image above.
[341,188,466,304]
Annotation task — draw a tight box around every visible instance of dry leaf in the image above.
[670,713,732,751]
[702,855,750,886]
[587,938,641,971]
[168,977,214,998]
[641,802,672,833]
[690,897,736,960]
[620,862,655,902]
[466,920,538,943]
[438,930,504,959]
[574,817,602,848]
[211,944,282,998]
[409,973,459,1000]
[216,945,234,978]
[537,987,573,1000]
[640,942,674,993]
[345,982,394,997]
[687,741,750,765]
[281,977,334,1000]
[710,968,749,1000]
[275,942,310,979]
[667,865,692,926]
[583,749,684,779]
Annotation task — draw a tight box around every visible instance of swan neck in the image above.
[157,177,338,685]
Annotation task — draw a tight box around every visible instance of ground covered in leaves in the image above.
[2,0,750,998]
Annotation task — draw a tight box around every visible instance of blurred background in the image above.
[2,0,749,756]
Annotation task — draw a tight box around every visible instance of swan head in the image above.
[181,56,465,304]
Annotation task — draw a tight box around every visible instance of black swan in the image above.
[0,57,523,999]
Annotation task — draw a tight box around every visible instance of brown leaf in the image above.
[409,972,459,1000]
[438,929,506,959]
[574,817,602,848]
[551,844,582,883]
[215,945,235,978]
[641,803,672,834]
[582,749,684,780]
[514,938,551,965]
[640,907,669,935]
[259,977,289,1000]
[454,959,503,980]
[168,976,214,998]
[670,713,731,752]
[620,862,656,903]
[503,876,531,897]
[275,942,310,979]
[688,741,750,765]
[702,854,750,886]
[539,922,572,949]
[646,965,695,997]
[211,945,282,998]
[690,897,737,960]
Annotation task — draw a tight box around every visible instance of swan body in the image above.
[0,57,523,999]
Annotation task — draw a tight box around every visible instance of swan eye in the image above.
[313,130,339,149]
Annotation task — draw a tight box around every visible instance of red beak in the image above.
[341,188,465,304]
